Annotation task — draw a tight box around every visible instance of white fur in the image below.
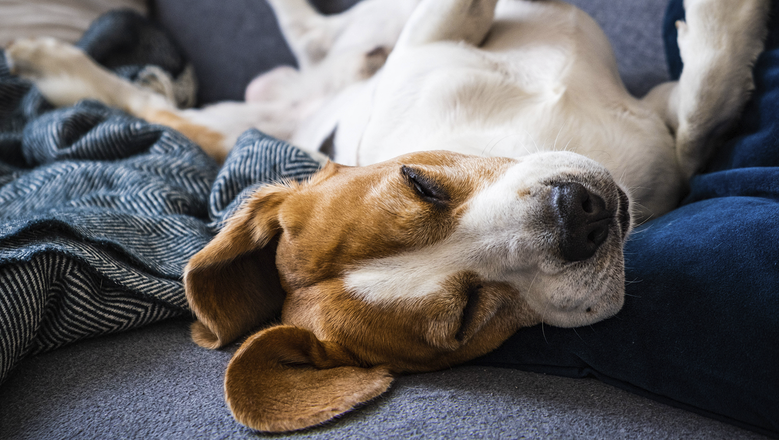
[345,152,626,327]
[4,0,770,328]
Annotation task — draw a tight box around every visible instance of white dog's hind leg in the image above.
[5,37,175,116]
[5,37,244,162]
[395,0,499,50]
[645,0,770,179]
[265,0,421,71]
[264,0,333,69]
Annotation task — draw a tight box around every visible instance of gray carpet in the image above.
[0,318,766,439]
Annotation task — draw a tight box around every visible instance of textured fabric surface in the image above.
[208,129,321,228]
[475,1,779,437]
[0,317,766,440]
[0,13,321,385]
[0,0,148,47]
[568,0,669,97]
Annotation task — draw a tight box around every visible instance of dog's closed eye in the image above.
[401,165,450,207]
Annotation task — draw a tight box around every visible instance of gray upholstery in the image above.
[0,318,764,439]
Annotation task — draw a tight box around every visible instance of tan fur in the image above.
[225,325,393,432]
[187,152,517,350]
[141,109,228,163]
[185,151,542,430]
[184,184,293,348]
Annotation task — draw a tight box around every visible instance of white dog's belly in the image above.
[316,0,683,219]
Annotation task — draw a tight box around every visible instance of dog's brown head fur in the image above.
[184,150,630,432]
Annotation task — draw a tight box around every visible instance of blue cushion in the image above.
[474,1,779,436]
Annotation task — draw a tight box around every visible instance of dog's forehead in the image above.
[275,151,518,288]
[299,150,519,217]
[388,150,516,178]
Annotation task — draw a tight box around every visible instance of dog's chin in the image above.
[523,258,627,328]
[538,289,625,328]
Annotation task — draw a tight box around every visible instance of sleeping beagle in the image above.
[4,0,769,432]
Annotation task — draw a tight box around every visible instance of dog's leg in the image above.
[5,37,175,116]
[265,0,421,71]
[643,0,770,179]
[264,0,332,69]
[395,0,499,50]
[4,37,238,160]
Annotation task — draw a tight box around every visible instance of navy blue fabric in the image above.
[476,1,779,436]
[0,14,321,385]
[662,0,684,84]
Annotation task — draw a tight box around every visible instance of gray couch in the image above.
[0,0,769,438]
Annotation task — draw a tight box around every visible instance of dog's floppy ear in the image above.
[184,184,293,349]
[225,325,394,432]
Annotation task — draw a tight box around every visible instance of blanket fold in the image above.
[0,11,321,384]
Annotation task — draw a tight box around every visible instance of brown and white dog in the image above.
[4,0,770,432]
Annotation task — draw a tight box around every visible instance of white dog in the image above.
[4,0,770,432]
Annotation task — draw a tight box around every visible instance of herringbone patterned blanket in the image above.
[0,12,320,384]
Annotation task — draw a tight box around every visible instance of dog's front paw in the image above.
[672,0,771,178]
[5,37,86,79]
[680,0,770,55]
[676,0,771,111]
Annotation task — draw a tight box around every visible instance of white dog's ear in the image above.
[224,325,394,432]
[184,184,293,349]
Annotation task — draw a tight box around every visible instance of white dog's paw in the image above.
[676,0,771,111]
[673,0,771,178]
[4,37,119,109]
[5,37,87,80]
[679,0,770,62]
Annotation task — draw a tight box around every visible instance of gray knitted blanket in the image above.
[0,11,320,383]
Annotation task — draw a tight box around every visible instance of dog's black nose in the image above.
[551,182,613,262]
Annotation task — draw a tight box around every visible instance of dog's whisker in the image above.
[482,134,512,156]
[618,169,629,186]
[527,270,552,345]
[517,126,542,154]
[528,270,540,292]
[634,213,655,229]
[480,137,495,156]
[552,125,563,151]
[572,327,590,346]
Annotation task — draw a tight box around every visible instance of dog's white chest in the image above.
[324,0,682,220]
[331,0,630,167]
